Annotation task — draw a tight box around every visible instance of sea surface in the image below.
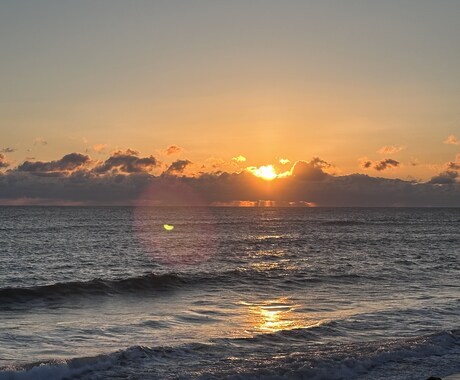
[0,207,459,380]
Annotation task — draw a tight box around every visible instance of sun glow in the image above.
[247,164,292,181]
[247,165,278,180]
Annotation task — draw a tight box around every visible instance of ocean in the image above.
[0,206,459,379]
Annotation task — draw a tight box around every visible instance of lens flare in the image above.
[134,179,218,266]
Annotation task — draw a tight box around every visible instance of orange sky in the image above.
[1,1,459,190]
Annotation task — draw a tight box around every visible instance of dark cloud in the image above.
[290,160,329,181]
[0,154,9,169]
[0,153,459,206]
[0,147,15,153]
[374,159,399,171]
[447,162,460,171]
[362,161,372,169]
[309,157,332,169]
[164,159,192,175]
[362,158,400,171]
[165,145,183,156]
[93,150,158,174]
[428,170,458,185]
[16,153,90,174]
[0,171,152,205]
[2,169,458,207]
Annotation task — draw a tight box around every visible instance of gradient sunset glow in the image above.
[0,1,459,206]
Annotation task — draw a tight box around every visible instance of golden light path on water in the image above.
[240,298,322,334]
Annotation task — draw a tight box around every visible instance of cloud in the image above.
[447,162,460,171]
[279,158,290,165]
[92,143,108,153]
[94,150,158,174]
[246,165,278,180]
[428,170,458,185]
[0,152,459,206]
[17,153,90,175]
[164,159,192,175]
[310,157,332,169]
[165,145,183,156]
[0,147,15,153]
[377,145,404,154]
[444,135,460,145]
[232,155,247,163]
[360,159,373,169]
[201,157,240,174]
[361,158,400,171]
[1,168,458,207]
[0,154,9,169]
[374,159,400,171]
[290,159,329,181]
[33,137,48,146]
[410,157,419,166]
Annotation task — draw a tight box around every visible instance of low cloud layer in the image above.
[0,152,458,206]
[428,170,458,185]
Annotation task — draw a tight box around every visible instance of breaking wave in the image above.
[1,329,459,380]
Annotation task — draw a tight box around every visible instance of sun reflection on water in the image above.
[240,297,319,334]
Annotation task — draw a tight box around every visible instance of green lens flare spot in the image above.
[163,224,174,231]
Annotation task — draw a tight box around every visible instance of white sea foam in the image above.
[1,330,459,380]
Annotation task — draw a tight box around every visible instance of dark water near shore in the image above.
[0,207,459,379]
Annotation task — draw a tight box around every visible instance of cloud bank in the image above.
[0,151,458,206]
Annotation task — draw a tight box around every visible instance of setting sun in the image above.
[248,165,278,181]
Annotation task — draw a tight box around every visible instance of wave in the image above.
[321,220,368,226]
[0,267,383,305]
[1,329,459,380]
[0,273,186,304]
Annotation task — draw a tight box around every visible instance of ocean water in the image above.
[0,206,459,380]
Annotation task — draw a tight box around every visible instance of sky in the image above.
[0,1,459,206]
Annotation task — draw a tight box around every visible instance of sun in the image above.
[250,165,278,181]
